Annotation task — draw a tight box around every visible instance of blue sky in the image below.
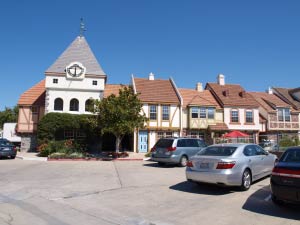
[1,0,300,110]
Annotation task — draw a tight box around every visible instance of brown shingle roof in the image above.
[104,84,128,98]
[18,80,45,106]
[179,88,221,109]
[206,83,259,108]
[208,123,229,131]
[133,78,180,104]
[273,87,300,110]
[249,92,291,113]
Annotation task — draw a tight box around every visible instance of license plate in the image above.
[199,162,209,169]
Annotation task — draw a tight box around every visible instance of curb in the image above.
[17,155,148,162]
[16,155,48,161]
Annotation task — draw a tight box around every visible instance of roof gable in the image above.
[45,36,106,76]
[133,77,180,104]
[104,84,128,98]
[249,92,291,113]
[206,83,259,108]
[179,88,220,109]
[18,80,45,106]
[273,87,300,110]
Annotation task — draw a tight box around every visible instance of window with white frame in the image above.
[162,105,170,120]
[278,108,290,122]
[231,109,239,123]
[207,107,215,119]
[149,105,157,120]
[191,107,198,118]
[157,131,173,140]
[245,110,253,123]
[200,107,206,118]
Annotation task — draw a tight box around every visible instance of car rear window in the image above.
[280,149,300,163]
[155,139,174,148]
[197,146,237,156]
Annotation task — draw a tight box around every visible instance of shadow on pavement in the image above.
[170,181,235,195]
[242,185,300,221]
[143,162,180,168]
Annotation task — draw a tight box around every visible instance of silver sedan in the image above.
[186,143,277,190]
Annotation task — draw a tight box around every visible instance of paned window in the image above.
[92,80,97,85]
[200,107,206,118]
[245,110,253,123]
[278,108,290,122]
[149,105,157,120]
[231,110,239,123]
[207,108,215,119]
[70,99,79,111]
[54,98,63,111]
[191,107,199,118]
[53,79,58,84]
[162,105,170,120]
[85,99,94,112]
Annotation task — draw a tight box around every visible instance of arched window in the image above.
[85,99,94,112]
[70,99,79,111]
[54,98,63,111]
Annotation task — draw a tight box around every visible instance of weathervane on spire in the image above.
[80,18,86,37]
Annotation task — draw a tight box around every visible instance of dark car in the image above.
[270,147,300,204]
[0,138,17,159]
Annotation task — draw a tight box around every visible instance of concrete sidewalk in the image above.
[16,151,148,161]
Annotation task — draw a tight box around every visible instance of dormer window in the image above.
[278,108,290,122]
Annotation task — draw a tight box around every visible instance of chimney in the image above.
[268,87,273,94]
[217,74,225,85]
[149,72,155,80]
[196,82,203,92]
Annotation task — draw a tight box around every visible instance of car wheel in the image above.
[240,169,252,191]
[179,156,188,167]
[11,155,16,159]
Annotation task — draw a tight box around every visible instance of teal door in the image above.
[138,131,148,153]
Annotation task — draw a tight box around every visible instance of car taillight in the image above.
[272,167,300,177]
[151,147,156,152]
[13,146,17,151]
[186,161,193,167]
[216,161,236,169]
[167,147,176,151]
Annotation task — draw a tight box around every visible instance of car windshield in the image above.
[155,139,174,148]
[0,140,12,146]
[280,149,300,163]
[197,146,237,156]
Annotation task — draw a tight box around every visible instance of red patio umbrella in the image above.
[223,130,249,138]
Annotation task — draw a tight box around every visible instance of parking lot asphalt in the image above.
[0,158,299,225]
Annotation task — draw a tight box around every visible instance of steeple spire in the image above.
[79,18,86,37]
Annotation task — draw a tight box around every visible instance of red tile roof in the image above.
[18,80,45,106]
[133,78,180,104]
[249,92,291,113]
[104,84,128,98]
[206,83,259,108]
[179,88,221,109]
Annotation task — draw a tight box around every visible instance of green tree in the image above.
[0,106,19,129]
[94,86,147,152]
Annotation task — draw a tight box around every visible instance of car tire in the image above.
[271,194,284,205]
[240,169,252,191]
[179,156,188,167]
[11,156,16,159]
[157,162,165,166]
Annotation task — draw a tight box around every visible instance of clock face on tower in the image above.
[66,62,86,79]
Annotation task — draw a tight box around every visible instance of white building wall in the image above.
[182,109,188,129]
[224,108,260,131]
[149,131,156,149]
[45,76,105,91]
[46,89,103,114]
